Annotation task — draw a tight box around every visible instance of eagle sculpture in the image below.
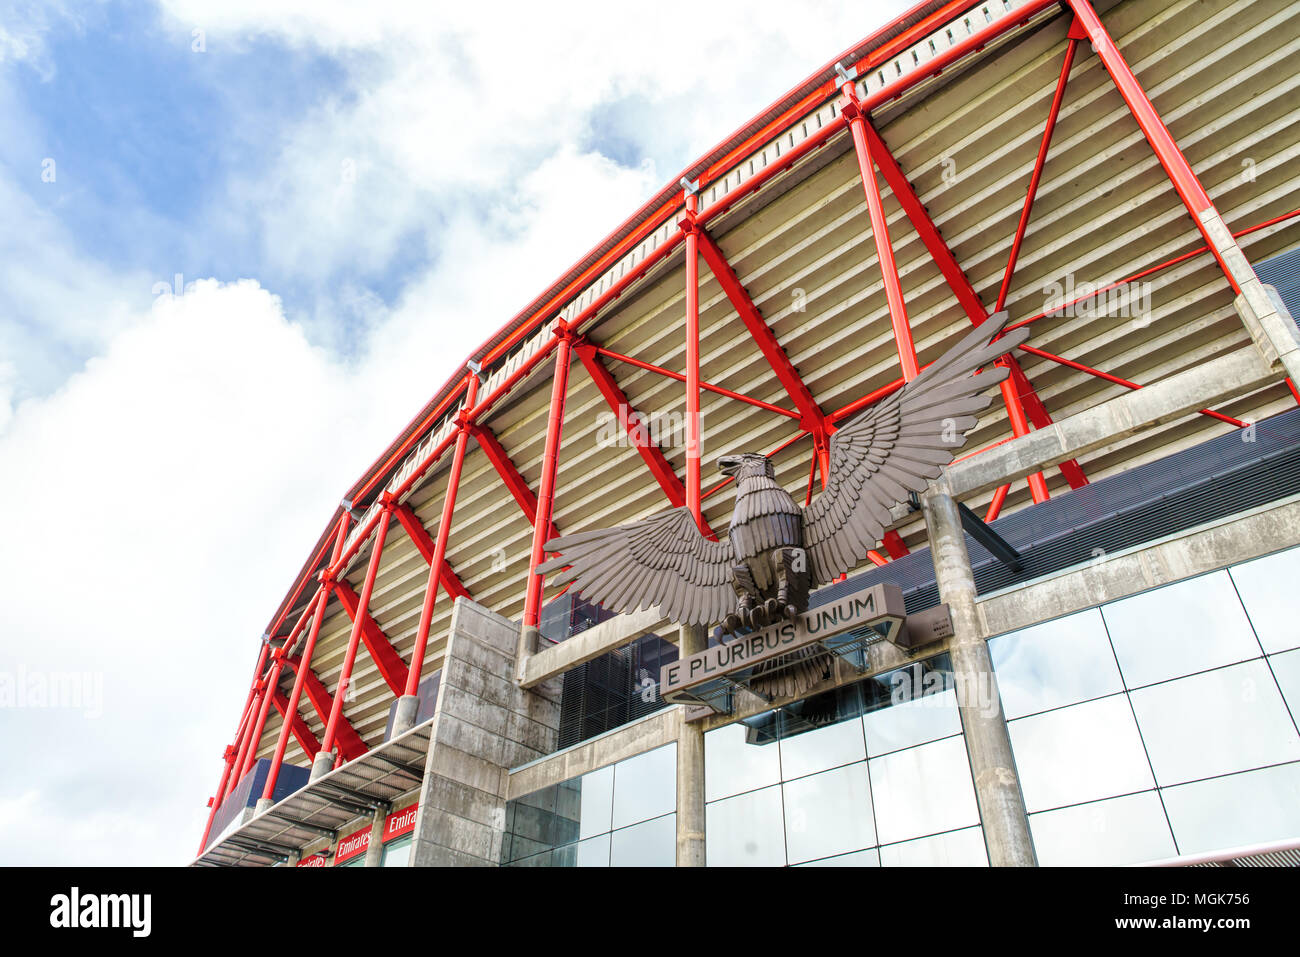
[538,311,1027,635]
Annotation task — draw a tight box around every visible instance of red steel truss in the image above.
[202,0,1298,851]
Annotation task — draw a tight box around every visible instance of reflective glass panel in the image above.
[705,719,782,802]
[1161,761,1300,855]
[706,785,786,867]
[610,814,676,867]
[989,609,1124,718]
[782,762,875,865]
[1266,649,1300,721]
[611,743,676,830]
[796,848,880,867]
[864,681,962,757]
[1229,546,1300,654]
[380,836,411,868]
[1129,660,1300,786]
[578,765,614,840]
[869,735,979,845]
[1008,694,1155,812]
[1028,791,1175,866]
[878,826,987,867]
[1102,571,1260,688]
[778,714,865,781]
[574,833,611,867]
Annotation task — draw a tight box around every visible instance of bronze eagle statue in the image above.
[538,311,1027,634]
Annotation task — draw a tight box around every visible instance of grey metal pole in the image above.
[921,486,1037,866]
[675,623,708,866]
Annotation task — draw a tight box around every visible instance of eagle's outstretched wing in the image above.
[537,507,736,627]
[802,311,1028,586]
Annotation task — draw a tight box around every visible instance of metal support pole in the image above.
[997,364,1050,504]
[840,84,920,382]
[198,743,239,854]
[682,190,704,524]
[259,518,349,811]
[676,623,707,866]
[921,487,1036,866]
[396,373,480,735]
[517,328,573,676]
[313,504,393,779]
[240,656,285,779]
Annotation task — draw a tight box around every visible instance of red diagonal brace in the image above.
[860,120,1088,492]
[391,502,471,602]
[271,690,322,758]
[333,578,411,696]
[283,655,367,761]
[574,341,716,540]
[469,424,560,543]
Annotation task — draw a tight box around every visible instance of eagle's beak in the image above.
[717,456,742,477]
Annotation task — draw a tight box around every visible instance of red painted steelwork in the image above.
[682,194,704,525]
[590,345,799,418]
[333,578,411,696]
[284,658,368,761]
[407,374,480,698]
[390,503,471,602]
[524,330,573,628]
[271,691,322,758]
[321,507,393,757]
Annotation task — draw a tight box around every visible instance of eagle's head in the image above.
[717,453,774,480]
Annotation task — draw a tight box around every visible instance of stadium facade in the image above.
[195,0,1300,867]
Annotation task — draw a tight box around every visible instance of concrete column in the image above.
[921,487,1036,867]
[254,797,273,814]
[363,805,387,867]
[309,750,334,781]
[390,694,421,738]
[675,624,707,867]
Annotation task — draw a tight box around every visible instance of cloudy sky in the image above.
[0,0,910,865]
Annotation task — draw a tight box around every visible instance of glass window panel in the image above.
[1102,572,1261,688]
[705,719,781,802]
[574,833,610,867]
[863,685,962,756]
[706,785,786,867]
[1267,649,1300,722]
[879,826,987,867]
[611,744,676,830]
[1162,761,1300,856]
[578,766,614,840]
[778,714,866,781]
[1229,546,1300,654]
[795,848,880,867]
[1029,791,1175,866]
[380,837,411,868]
[782,762,875,865]
[869,735,980,845]
[610,813,676,867]
[1129,660,1300,786]
[1008,694,1155,812]
[989,609,1124,718]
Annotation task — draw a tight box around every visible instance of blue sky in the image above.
[0,0,910,865]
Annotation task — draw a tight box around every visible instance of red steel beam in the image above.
[239,659,285,780]
[1065,0,1239,294]
[682,193,704,524]
[407,374,480,697]
[524,330,574,628]
[332,566,411,697]
[1017,344,1246,427]
[861,120,1083,492]
[271,690,322,758]
[390,502,471,603]
[321,506,394,757]
[995,33,1080,312]
[469,423,560,542]
[841,85,920,382]
[283,656,367,761]
[693,226,826,433]
[589,344,800,419]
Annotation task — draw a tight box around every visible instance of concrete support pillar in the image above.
[254,797,273,815]
[675,624,707,867]
[390,694,420,738]
[363,805,387,867]
[309,750,334,781]
[921,486,1036,867]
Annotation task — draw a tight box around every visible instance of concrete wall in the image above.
[409,598,562,866]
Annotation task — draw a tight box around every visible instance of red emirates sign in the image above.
[296,853,328,868]
[384,805,418,842]
[334,827,370,864]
